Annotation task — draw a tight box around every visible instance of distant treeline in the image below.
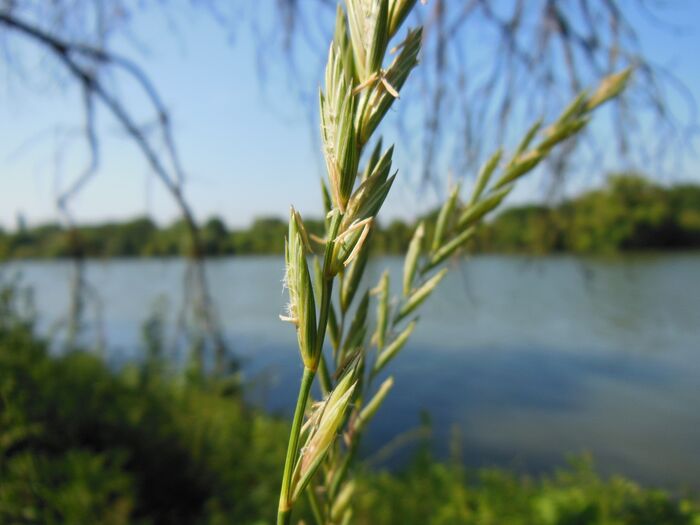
[1,175,699,260]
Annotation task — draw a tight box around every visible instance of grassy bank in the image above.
[1,284,699,524]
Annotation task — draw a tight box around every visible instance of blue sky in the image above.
[0,2,698,230]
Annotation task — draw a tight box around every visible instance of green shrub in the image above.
[0,283,287,524]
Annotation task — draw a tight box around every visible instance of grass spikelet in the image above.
[283,207,317,368]
[374,320,417,373]
[403,221,425,296]
[396,268,448,322]
[291,371,358,501]
[432,184,460,251]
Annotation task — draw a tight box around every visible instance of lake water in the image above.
[3,254,699,489]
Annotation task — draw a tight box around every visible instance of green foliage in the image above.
[563,175,700,252]
[478,174,700,254]
[354,459,700,525]
[0,284,288,525]
[0,450,134,525]
[1,175,698,260]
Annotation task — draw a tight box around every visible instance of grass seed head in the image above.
[358,27,422,144]
[372,270,390,349]
[403,221,425,296]
[374,320,417,373]
[586,68,632,111]
[320,41,358,212]
[432,183,460,251]
[283,207,318,368]
[397,268,447,322]
[332,218,374,273]
[427,226,476,271]
[292,370,358,501]
[341,236,372,312]
[387,0,419,37]
[470,150,502,205]
[458,185,512,228]
[357,376,394,430]
[331,480,357,522]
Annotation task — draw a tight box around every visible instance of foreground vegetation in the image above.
[1,175,698,260]
[1,283,699,524]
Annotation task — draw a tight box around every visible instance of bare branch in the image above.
[0,9,230,372]
[266,0,697,191]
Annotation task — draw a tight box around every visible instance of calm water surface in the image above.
[3,254,699,488]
